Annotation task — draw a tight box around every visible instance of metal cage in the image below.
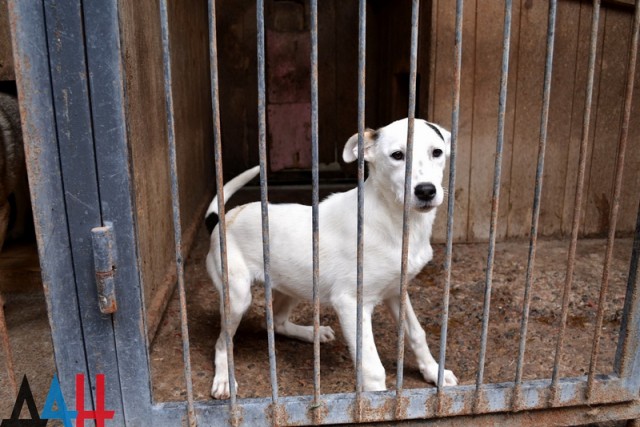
[5,0,640,425]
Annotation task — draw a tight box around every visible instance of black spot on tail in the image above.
[205,212,219,234]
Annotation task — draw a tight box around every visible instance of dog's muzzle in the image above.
[414,183,437,203]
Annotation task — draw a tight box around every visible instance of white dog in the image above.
[205,118,458,399]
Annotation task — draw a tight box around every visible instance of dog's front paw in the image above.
[211,375,238,400]
[319,326,335,342]
[422,364,458,387]
[441,369,458,386]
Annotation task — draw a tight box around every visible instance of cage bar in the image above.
[208,0,240,419]
[475,0,513,407]
[436,0,463,414]
[158,0,197,424]
[310,0,322,413]
[550,0,601,403]
[355,0,367,415]
[152,375,636,425]
[615,198,640,382]
[512,0,557,411]
[586,0,640,400]
[395,0,420,402]
[256,0,280,411]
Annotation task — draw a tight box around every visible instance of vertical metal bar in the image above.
[512,0,557,411]
[0,296,17,397]
[396,0,420,401]
[615,198,640,383]
[355,0,366,416]
[158,2,197,425]
[256,0,280,413]
[43,0,125,418]
[586,0,640,400]
[474,0,512,409]
[8,0,91,407]
[436,0,463,415]
[310,0,322,415]
[209,0,239,420]
[550,0,601,403]
[83,0,153,421]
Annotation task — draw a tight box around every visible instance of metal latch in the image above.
[91,222,118,314]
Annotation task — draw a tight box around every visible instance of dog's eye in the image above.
[433,149,443,158]
[391,151,404,161]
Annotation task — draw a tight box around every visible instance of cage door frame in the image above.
[8,0,153,424]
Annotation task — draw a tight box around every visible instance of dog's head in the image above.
[343,118,451,212]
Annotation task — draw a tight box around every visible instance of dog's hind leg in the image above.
[385,295,458,386]
[210,266,252,399]
[272,289,335,343]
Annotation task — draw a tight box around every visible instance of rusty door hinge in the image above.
[91,222,118,314]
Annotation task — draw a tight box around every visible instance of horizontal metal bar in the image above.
[358,401,640,427]
[151,376,636,426]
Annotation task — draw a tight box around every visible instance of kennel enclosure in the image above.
[4,0,640,425]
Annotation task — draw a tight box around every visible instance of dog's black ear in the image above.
[342,128,377,163]
[426,121,452,157]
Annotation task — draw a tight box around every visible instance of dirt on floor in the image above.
[151,225,634,402]
[0,292,56,416]
[0,241,56,417]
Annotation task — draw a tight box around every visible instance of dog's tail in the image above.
[205,165,260,234]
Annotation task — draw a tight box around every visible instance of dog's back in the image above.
[207,184,433,305]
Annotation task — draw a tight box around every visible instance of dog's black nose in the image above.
[414,183,437,202]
